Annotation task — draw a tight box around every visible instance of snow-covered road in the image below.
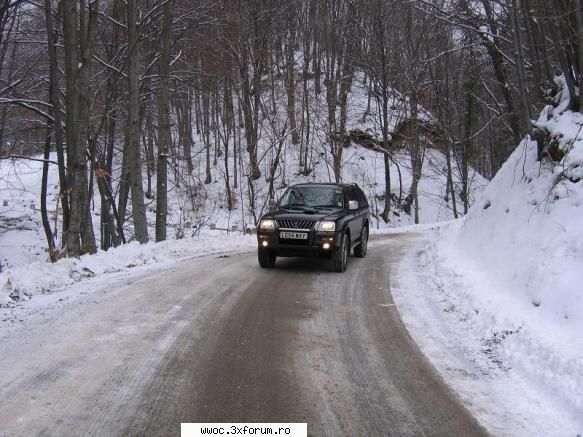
[1,232,580,436]
[0,234,485,436]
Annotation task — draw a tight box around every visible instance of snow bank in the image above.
[394,228,582,436]
[423,103,583,432]
[459,116,583,330]
[0,231,256,306]
[392,85,582,434]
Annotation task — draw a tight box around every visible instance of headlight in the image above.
[259,219,276,230]
[317,221,335,232]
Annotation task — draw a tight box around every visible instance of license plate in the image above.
[280,231,308,240]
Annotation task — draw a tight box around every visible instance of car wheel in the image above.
[333,232,350,273]
[258,248,276,268]
[354,226,368,258]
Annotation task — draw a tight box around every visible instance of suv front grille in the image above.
[277,220,316,230]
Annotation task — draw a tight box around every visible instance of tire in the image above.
[258,248,276,268]
[354,225,368,258]
[332,232,350,273]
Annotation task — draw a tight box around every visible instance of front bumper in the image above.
[257,229,339,258]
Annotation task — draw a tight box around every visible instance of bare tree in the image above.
[127,0,148,243]
[62,0,99,256]
[156,0,172,242]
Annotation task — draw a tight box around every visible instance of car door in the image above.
[355,186,370,237]
[345,186,362,242]
[356,185,369,217]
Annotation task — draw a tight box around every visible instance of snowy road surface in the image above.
[0,234,486,436]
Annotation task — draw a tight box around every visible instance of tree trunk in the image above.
[286,25,299,145]
[144,102,155,199]
[62,0,99,256]
[63,0,82,257]
[300,34,311,173]
[239,44,261,180]
[324,46,339,181]
[461,91,473,214]
[446,144,458,218]
[223,76,234,210]
[127,0,149,243]
[480,0,522,145]
[78,0,99,255]
[233,96,240,190]
[117,131,130,230]
[182,91,194,174]
[203,90,212,184]
[82,152,96,254]
[510,0,531,130]
[156,0,172,242]
[336,51,353,182]
[44,0,69,248]
[41,123,56,261]
[381,152,391,223]
[406,100,424,224]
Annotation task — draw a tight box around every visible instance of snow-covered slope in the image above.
[0,76,486,264]
[459,110,582,331]
[0,144,484,266]
[0,71,487,305]
[392,95,583,434]
[452,104,583,421]
[0,158,48,268]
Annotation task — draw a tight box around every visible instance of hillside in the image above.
[392,86,583,434]
[0,76,486,274]
[450,94,583,420]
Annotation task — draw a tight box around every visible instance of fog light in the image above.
[262,241,269,247]
[323,243,330,250]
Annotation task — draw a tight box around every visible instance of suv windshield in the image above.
[279,186,344,209]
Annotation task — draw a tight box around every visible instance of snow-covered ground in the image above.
[0,72,487,305]
[393,100,583,436]
[0,141,484,306]
[394,228,582,436]
[1,67,486,266]
[0,230,256,307]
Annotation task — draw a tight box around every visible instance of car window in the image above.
[346,187,358,207]
[280,186,344,209]
[356,186,368,207]
[343,188,351,207]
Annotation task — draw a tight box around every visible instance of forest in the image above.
[0,0,581,259]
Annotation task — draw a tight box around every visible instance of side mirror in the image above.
[268,199,277,211]
[348,200,359,210]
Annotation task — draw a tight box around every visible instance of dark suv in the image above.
[257,183,370,272]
